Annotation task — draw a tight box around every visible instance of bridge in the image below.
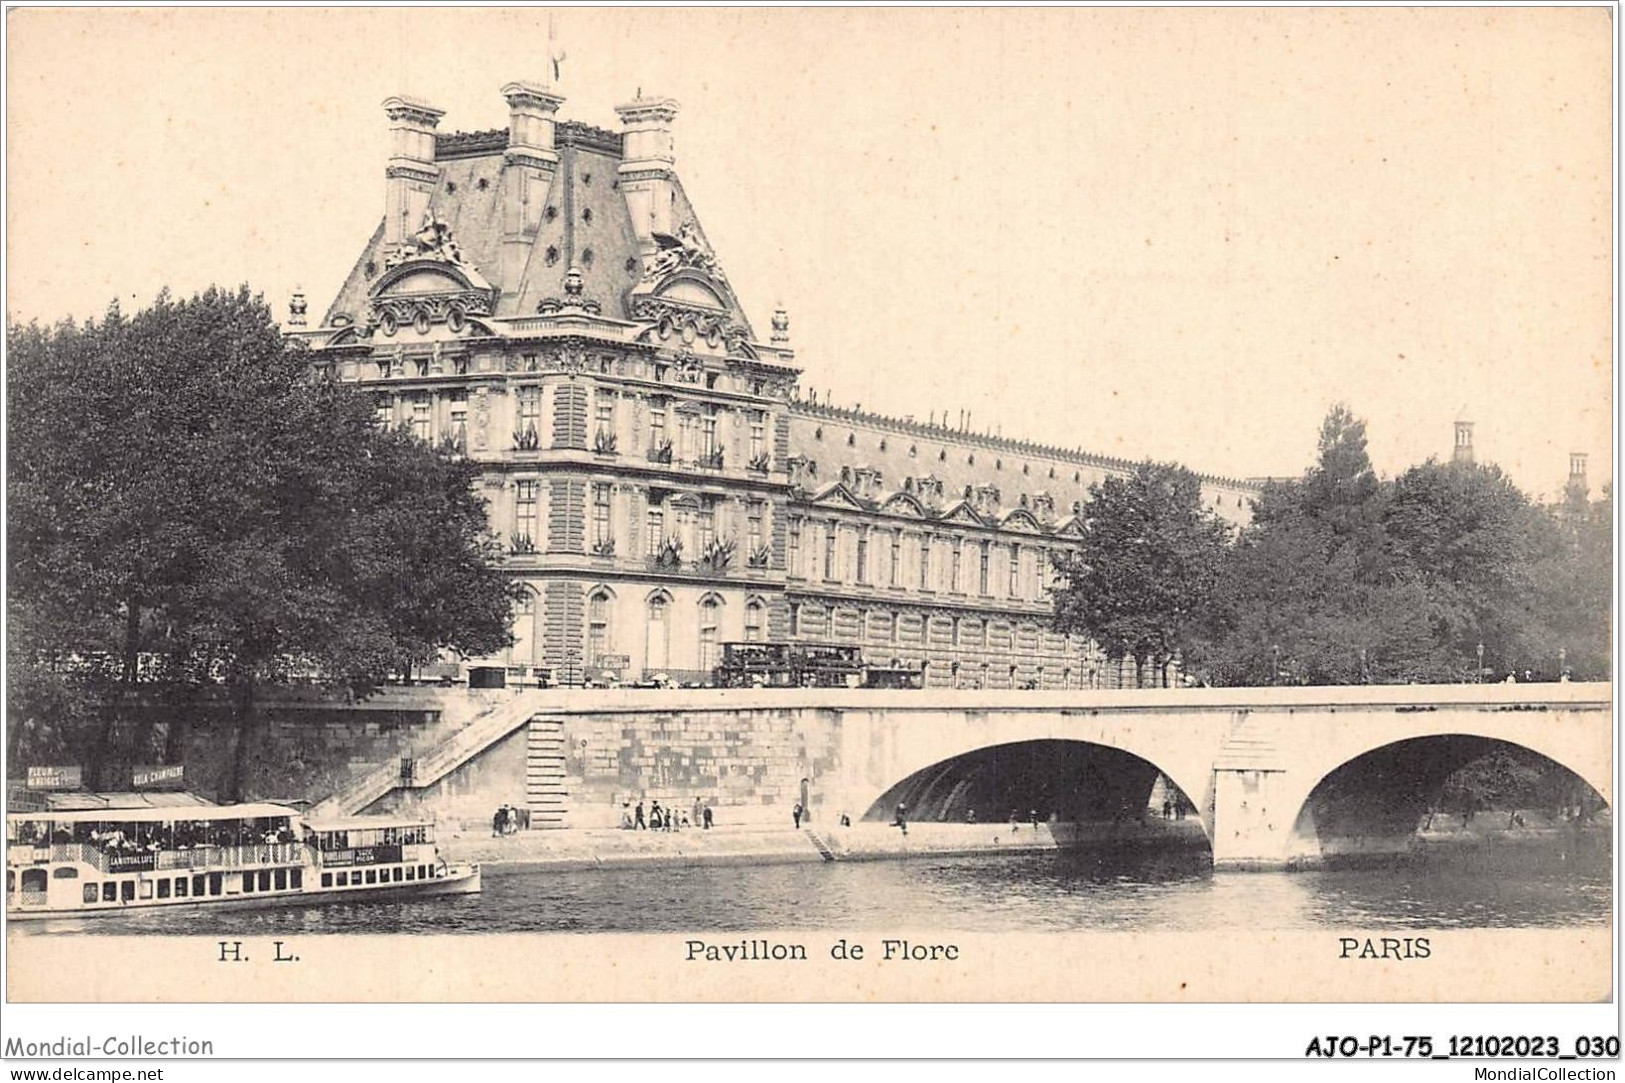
[327,682,1612,870]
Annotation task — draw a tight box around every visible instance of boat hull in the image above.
[6,863,481,923]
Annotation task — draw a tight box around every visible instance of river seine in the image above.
[40,843,1612,936]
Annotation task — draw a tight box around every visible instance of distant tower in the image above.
[1562,451,1590,518]
[1452,414,1475,465]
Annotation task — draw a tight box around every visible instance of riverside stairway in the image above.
[309,695,545,819]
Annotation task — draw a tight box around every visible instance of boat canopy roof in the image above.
[7,802,296,824]
[303,815,434,832]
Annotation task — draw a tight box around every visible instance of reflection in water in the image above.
[26,842,1610,937]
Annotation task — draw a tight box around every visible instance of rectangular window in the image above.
[373,393,393,430]
[596,398,615,441]
[749,412,766,462]
[209,873,223,896]
[406,866,416,881]
[979,542,991,595]
[418,865,428,880]
[274,869,288,891]
[890,531,901,586]
[138,880,153,900]
[411,395,432,442]
[157,879,171,899]
[393,867,404,883]
[698,502,716,552]
[84,883,99,904]
[102,882,117,903]
[646,507,664,556]
[193,874,206,897]
[322,873,333,889]
[1009,544,1021,597]
[258,870,272,892]
[856,528,869,584]
[649,402,666,453]
[951,543,963,593]
[919,535,932,590]
[788,519,802,577]
[242,873,255,893]
[824,525,838,580]
[514,480,539,547]
[788,602,802,637]
[366,869,378,885]
[174,876,188,898]
[747,502,764,556]
[701,413,718,458]
[517,386,542,436]
[448,391,468,449]
[337,872,349,887]
[592,484,612,548]
[291,868,302,890]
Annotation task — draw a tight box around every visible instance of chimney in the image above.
[1452,418,1474,465]
[615,95,680,253]
[382,96,445,251]
[500,81,564,294]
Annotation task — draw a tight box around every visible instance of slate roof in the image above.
[322,122,752,333]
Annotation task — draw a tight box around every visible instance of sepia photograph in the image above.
[1,3,1617,1061]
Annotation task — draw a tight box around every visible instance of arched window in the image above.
[698,595,723,671]
[645,592,671,673]
[744,598,766,642]
[587,588,613,666]
[511,589,538,666]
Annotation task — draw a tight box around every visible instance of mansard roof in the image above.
[322,122,754,337]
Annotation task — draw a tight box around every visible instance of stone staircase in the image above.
[310,694,543,818]
[1212,711,1286,773]
[803,828,836,862]
[525,717,569,829]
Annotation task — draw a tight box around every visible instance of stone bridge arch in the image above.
[816,704,1238,840]
[1214,700,1613,867]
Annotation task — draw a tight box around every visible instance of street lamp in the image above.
[1475,642,1484,683]
[1359,646,1369,684]
[1559,645,1568,681]
[1271,644,1281,686]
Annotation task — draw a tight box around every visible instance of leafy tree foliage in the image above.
[1200,404,1610,685]
[1051,462,1232,686]
[8,287,517,795]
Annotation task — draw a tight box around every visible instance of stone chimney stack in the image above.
[1452,417,1475,465]
[615,95,681,253]
[499,81,565,293]
[382,96,445,250]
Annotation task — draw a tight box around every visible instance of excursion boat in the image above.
[4,802,480,921]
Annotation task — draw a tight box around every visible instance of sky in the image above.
[7,7,1613,499]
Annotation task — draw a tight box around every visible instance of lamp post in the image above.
[1559,645,1568,681]
[1475,642,1484,684]
[1359,646,1369,684]
[1271,644,1281,686]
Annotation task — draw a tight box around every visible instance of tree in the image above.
[8,287,518,795]
[1383,459,1552,678]
[1051,461,1232,686]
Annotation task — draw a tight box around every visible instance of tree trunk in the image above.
[91,598,142,790]
[227,677,256,803]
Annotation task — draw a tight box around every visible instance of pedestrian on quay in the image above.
[620,803,634,830]
[893,802,908,836]
[650,800,663,832]
[692,797,704,828]
[793,802,804,830]
[635,800,646,830]
[703,805,714,830]
[1162,799,1173,821]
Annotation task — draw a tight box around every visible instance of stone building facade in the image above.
[291,80,1260,690]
